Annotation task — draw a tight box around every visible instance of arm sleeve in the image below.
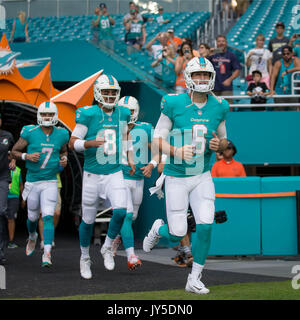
[153,113,173,139]
[217,121,227,139]
[71,123,88,139]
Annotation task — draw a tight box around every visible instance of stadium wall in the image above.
[135,176,300,256]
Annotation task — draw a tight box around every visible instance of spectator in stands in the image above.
[0,112,15,264]
[236,0,249,18]
[211,140,246,177]
[123,1,142,26]
[209,35,241,101]
[151,45,176,89]
[145,32,169,61]
[174,41,194,94]
[125,8,146,51]
[246,70,269,111]
[97,3,115,50]
[180,37,199,57]
[0,0,6,39]
[289,33,300,58]
[91,7,100,45]
[198,43,211,58]
[246,34,272,88]
[270,45,300,110]
[268,22,290,65]
[9,11,29,43]
[166,28,182,51]
[6,152,23,249]
[154,6,171,25]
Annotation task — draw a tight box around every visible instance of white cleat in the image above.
[100,245,115,271]
[80,257,92,279]
[143,219,164,253]
[26,232,38,256]
[185,273,210,295]
[42,252,52,267]
[112,235,122,256]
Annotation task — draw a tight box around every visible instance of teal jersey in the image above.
[14,19,27,39]
[75,105,131,175]
[122,121,153,180]
[155,13,171,24]
[21,125,69,182]
[275,58,295,95]
[99,16,113,39]
[127,20,144,40]
[294,46,300,58]
[161,93,229,177]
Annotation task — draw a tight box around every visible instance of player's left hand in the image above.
[9,159,16,171]
[141,163,154,178]
[209,132,220,151]
[129,162,136,176]
[59,155,68,167]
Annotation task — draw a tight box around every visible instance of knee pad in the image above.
[168,212,188,237]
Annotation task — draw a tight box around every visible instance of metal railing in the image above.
[292,71,300,95]
[221,94,300,109]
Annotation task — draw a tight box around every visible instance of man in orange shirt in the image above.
[211,140,246,177]
[167,28,182,50]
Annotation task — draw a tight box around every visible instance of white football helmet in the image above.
[184,57,216,93]
[94,74,121,109]
[118,96,140,124]
[37,101,58,127]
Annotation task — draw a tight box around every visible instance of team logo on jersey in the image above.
[198,110,202,115]
[108,117,112,121]
[0,47,21,75]
[1,138,8,145]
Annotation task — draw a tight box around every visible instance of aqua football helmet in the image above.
[184,57,216,93]
[37,101,58,127]
[94,74,121,109]
[118,96,139,124]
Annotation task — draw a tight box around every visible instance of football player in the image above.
[143,57,229,294]
[69,74,135,279]
[12,101,69,267]
[112,96,159,270]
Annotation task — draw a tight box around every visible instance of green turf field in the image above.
[36,280,299,300]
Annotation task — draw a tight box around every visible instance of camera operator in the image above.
[174,41,194,93]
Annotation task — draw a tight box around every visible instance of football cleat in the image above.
[112,235,122,256]
[101,245,115,271]
[26,232,38,256]
[128,254,142,270]
[143,219,164,253]
[42,252,52,267]
[80,257,92,279]
[185,273,209,294]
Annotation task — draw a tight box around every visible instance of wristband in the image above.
[21,153,27,161]
[74,139,86,152]
[149,160,158,168]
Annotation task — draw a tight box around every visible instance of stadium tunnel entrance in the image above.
[1,101,83,233]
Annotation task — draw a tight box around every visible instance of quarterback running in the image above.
[143,57,229,294]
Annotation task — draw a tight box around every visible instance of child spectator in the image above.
[247,70,269,111]
[211,140,246,177]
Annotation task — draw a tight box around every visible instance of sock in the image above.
[79,220,94,247]
[103,235,114,248]
[158,223,183,243]
[80,246,90,259]
[120,212,134,249]
[107,208,126,240]
[27,219,38,239]
[192,224,212,266]
[191,262,204,278]
[125,247,134,259]
[42,215,54,246]
[183,245,192,255]
[44,244,51,255]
